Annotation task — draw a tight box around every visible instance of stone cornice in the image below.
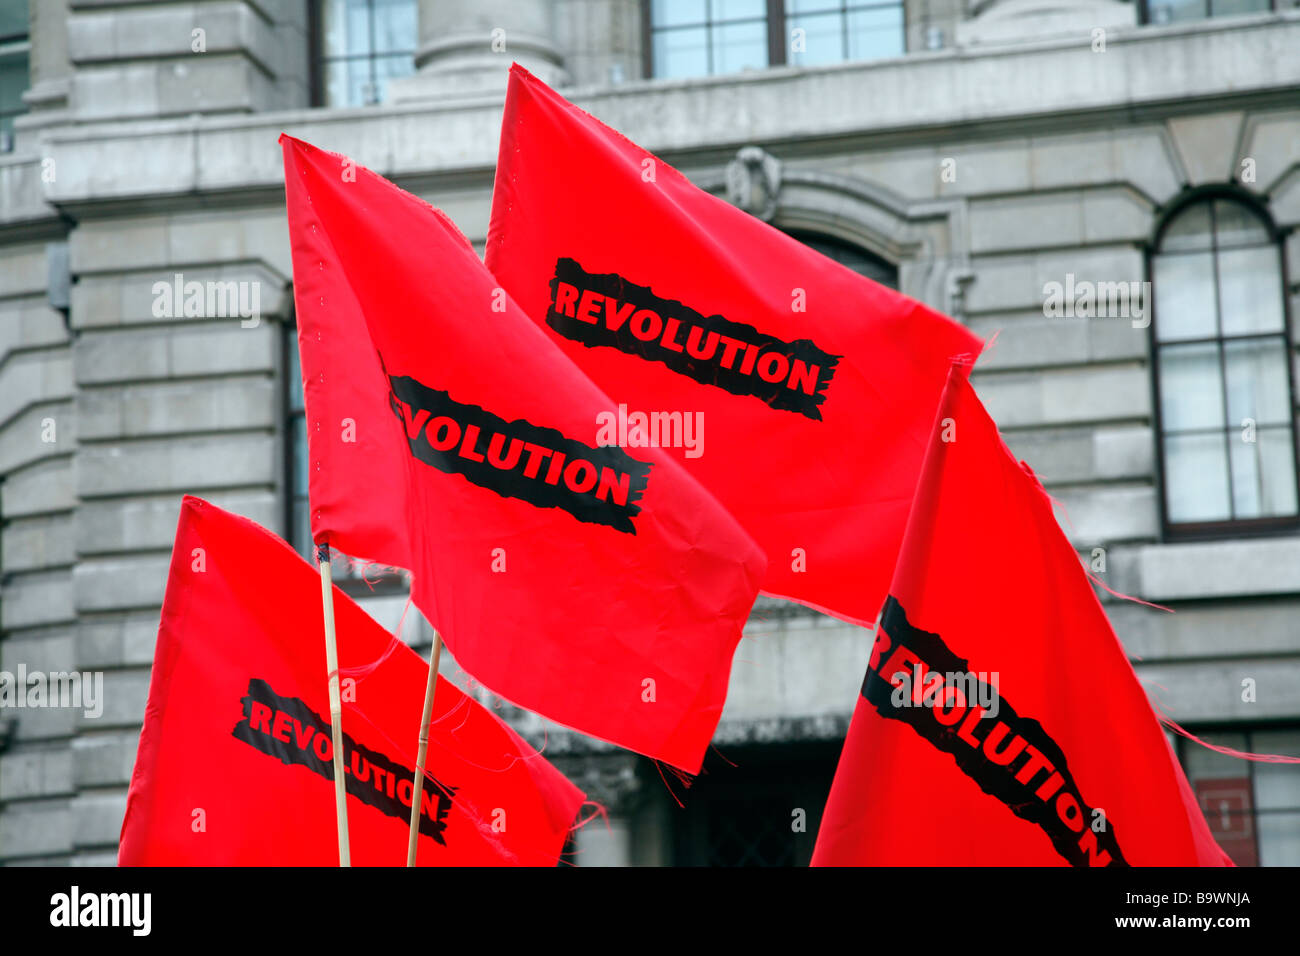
[7,13,1299,219]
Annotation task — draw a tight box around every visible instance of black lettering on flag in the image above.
[232,678,455,844]
[387,373,652,535]
[863,597,1128,868]
[546,258,840,420]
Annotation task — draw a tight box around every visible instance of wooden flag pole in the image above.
[317,542,351,867]
[406,631,444,866]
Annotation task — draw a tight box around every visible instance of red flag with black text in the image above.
[119,496,585,866]
[281,134,765,774]
[811,367,1230,866]
[486,64,982,626]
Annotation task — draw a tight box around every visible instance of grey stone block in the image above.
[0,801,73,858]
[74,490,278,556]
[77,375,276,440]
[71,790,128,848]
[71,731,139,788]
[0,457,76,519]
[1,570,75,631]
[77,611,163,670]
[0,748,74,800]
[72,554,171,613]
[76,433,277,498]
[1139,538,1300,602]
[2,513,74,573]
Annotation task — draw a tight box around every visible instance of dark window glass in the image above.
[787,229,898,288]
[0,0,29,153]
[1151,198,1299,532]
[672,741,840,866]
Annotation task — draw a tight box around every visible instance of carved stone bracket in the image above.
[725,146,783,222]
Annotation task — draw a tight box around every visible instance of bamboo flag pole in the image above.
[317,542,351,867]
[406,631,444,866]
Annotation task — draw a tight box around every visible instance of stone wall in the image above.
[1,5,1298,864]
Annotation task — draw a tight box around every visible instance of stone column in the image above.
[390,0,566,102]
[14,0,72,146]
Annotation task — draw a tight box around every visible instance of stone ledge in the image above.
[33,14,1300,209]
[1138,537,1300,601]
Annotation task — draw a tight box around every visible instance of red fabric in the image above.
[118,496,584,866]
[281,135,765,774]
[485,65,982,626]
[812,368,1230,866]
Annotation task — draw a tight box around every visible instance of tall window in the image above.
[1179,727,1300,866]
[0,0,29,152]
[313,0,416,107]
[1150,195,1299,535]
[1142,0,1274,26]
[646,1,905,79]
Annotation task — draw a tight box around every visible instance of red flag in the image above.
[118,496,585,866]
[811,367,1230,866]
[281,135,765,774]
[485,65,982,626]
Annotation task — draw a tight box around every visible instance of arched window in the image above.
[786,229,898,289]
[1150,194,1299,536]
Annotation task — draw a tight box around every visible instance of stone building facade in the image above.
[1,0,1298,866]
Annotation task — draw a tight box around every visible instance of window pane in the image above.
[1230,425,1299,518]
[1253,730,1300,867]
[712,20,767,74]
[1253,731,1300,810]
[0,49,27,115]
[1164,432,1231,522]
[1224,338,1291,427]
[0,1,27,40]
[789,13,844,66]
[372,53,415,103]
[1184,731,1250,779]
[654,26,709,77]
[372,0,417,55]
[324,58,375,107]
[1159,201,1213,253]
[1213,199,1270,249]
[789,0,839,11]
[1218,246,1285,336]
[847,6,905,61]
[1258,812,1300,867]
[1147,0,1209,23]
[321,0,373,58]
[1153,251,1217,341]
[1212,0,1272,18]
[714,0,766,18]
[653,0,708,27]
[1159,342,1224,431]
